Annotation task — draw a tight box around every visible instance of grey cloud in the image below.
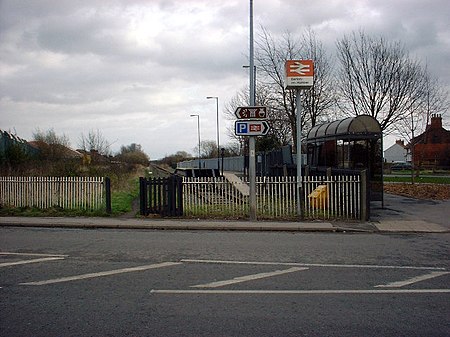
[1,0,448,160]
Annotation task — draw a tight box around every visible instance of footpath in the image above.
[0,194,448,233]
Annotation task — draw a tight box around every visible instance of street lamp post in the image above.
[190,114,201,169]
[242,65,257,173]
[243,65,257,100]
[248,0,257,220]
[206,96,220,173]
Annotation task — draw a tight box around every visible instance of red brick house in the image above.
[411,114,450,169]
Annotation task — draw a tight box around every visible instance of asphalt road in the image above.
[1,227,449,337]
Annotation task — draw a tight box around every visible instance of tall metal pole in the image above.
[215,97,219,172]
[206,96,220,173]
[296,88,303,219]
[248,0,256,220]
[190,114,201,168]
[243,65,257,99]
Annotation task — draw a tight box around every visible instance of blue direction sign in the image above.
[235,120,270,136]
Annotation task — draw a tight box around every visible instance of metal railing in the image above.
[183,175,364,220]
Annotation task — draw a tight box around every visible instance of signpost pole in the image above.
[248,0,256,220]
[296,88,303,219]
[285,59,314,220]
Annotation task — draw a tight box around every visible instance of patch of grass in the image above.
[419,170,450,175]
[386,169,450,176]
[0,205,108,217]
[1,166,147,217]
[384,176,450,184]
[111,191,137,214]
[111,176,140,215]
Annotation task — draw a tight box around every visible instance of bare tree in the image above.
[394,67,449,178]
[336,31,427,134]
[255,28,300,152]
[223,88,247,155]
[116,143,149,165]
[224,83,286,155]
[255,27,335,152]
[32,128,71,160]
[420,67,449,123]
[33,128,70,147]
[78,129,111,156]
[300,29,337,127]
[197,140,218,159]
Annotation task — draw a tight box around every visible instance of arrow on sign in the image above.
[235,120,270,136]
[285,60,314,77]
[289,61,311,75]
[234,106,267,119]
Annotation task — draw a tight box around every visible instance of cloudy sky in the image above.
[1,0,449,159]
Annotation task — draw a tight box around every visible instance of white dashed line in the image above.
[191,267,307,288]
[151,289,450,295]
[375,271,450,288]
[0,252,68,257]
[181,259,447,270]
[20,262,182,286]
[0,257,65,268]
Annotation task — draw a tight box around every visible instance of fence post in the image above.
[139,177,147,216]
[167,176,174,216]
[360,170,368,221]
[104,177,112,214]
[176,175,183,216]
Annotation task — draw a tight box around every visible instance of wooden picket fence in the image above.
[183,175,365,220]
[0,176,110,211]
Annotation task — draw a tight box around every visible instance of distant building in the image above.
[0,130,39,158]
[411,114,450,169]
[384,140,409,163]
[28,141,82,159]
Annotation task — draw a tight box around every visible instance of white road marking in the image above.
[181,259,447,271]
[0,257,65,268]
[20,262,182,286]
[151,289,450,295]
[0,252,68,257]
[191,267,307,288]
[375,271,450,288]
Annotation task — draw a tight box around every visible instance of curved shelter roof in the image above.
[306,115,381,142]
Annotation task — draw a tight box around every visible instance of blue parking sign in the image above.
[235,122,248,134]
[234,120,269,136]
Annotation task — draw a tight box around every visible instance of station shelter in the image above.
[305,115,383,203]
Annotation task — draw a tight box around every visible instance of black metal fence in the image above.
[139,176,183,216]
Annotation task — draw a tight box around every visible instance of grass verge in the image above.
[384,176,450,184]
[111,177,140,215]
[0,167,146,217]
[0,205,108,217]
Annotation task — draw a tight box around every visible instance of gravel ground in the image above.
[384,183,450,200]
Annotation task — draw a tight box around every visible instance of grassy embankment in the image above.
[0,164,150,217]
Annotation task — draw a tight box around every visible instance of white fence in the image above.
[183,175,363,220]
[0,177,106,210]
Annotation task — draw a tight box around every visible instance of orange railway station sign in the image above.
[285,60,314,89]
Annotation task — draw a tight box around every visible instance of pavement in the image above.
[369,193,449,233]
[0,193,448,233]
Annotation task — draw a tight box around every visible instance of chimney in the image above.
[395,139,405,147]
[430,114,442,129]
